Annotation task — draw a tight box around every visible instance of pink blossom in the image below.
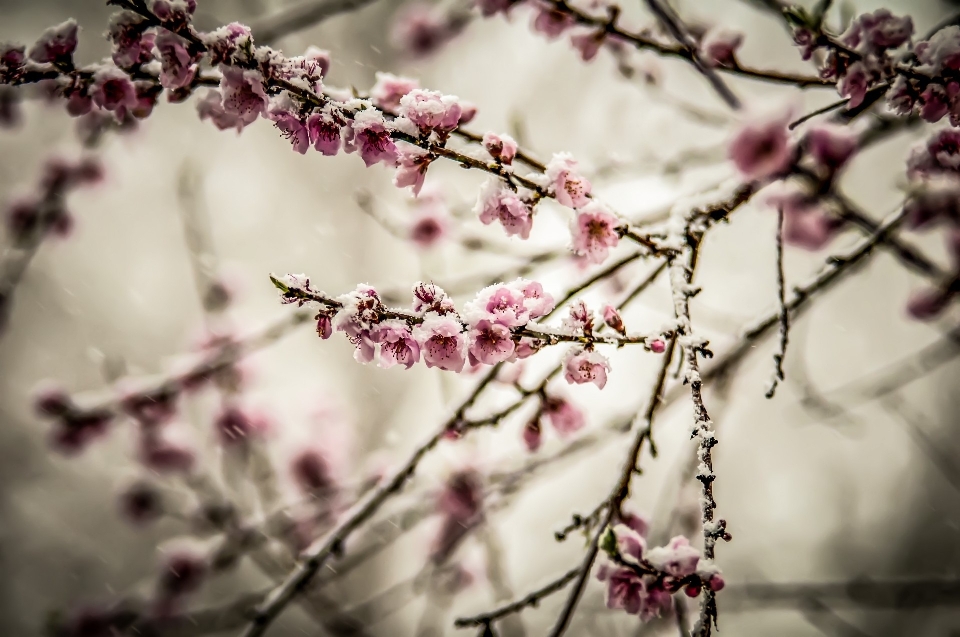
[919,83,949,123]
[546,152,592,208]
[700,27,743,67]
[916,26,960,76]
[49,412,113,456]
[906,287,950,321]
[570,29,606,62]
[532,2,575,39]
[415,315,466,372]
[522,418,542,452]
[269,108,310,154]
[394,146,433,195]
[564,347,611,389]
[304,46,331,77]
[516,279,555,319]
[648,338,666,354]
[108,13,154,69]
[0,44,26,83]
[468,319,516,365]
[306,110,342,155]
[155,31,197,90]
[197,90,246,131]
[203,22,253,66]
[618,507,650,538]
[316,312,333,339]
[803,124,858,172]
[766,185,842,250]
[369,72,420,111]
[220,66,267,127]
[409,208,449,249]
[28,19,79,64]
[907,129,960,179]
[542,396,585,435]
[728,112,793,181]
[334,284,383,362]
[903,178,960,229]
[291,449,336,497]
[838,61,869,109]
[399,89,463,134]
[344,109,399,167]
[602,304,625,334]
[562,300,594,334]
[845,9,913,53]
[411,281,456,315]
[598,563,645,614]
[647,535,701,578]
[482,132,518,164]
[373,320,421,369]
[886,76,916,116]
[150,0,197,28]
[458,101,478,126]
[90,67,137,112]
[475,179,535,239]
[571,202,620,264]
[33,382,72,417]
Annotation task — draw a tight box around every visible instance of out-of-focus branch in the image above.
[250,0,381,46]
[643,0,741,110]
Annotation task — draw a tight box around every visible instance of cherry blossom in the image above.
[412,281,456,315]
[522,418,543,452]
[108,12,155,69]
[369,72,419,111]
[532,2,576,39]
[344,109,399,167]
[220,67,268,128]
[475,179,535,239]
[373,320,421,369]
[269,107,310,154]
[803,124,858,172]
[482,132,518,164]
[394,146,433,195]
[728,112,794,181]
[546,152,592,208]
[563,347,611,389]
[415,315,467,372]
[291,449,336,497]
[570,29,606,62]
[409,207,449,249]
[398,89,463,135]
[765,184,842,250]
[571,202,621,264]
[837,61,868,109]
[155,31,197,90]
[203,22,254,66]
[90,67,137,112]
[468,319,516,365]
[306,110,342,155]
[602,304,625,334]
[542,396,586,435]
[700,27,743,67]
[27,19,78,65]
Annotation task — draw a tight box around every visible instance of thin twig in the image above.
[766,207,789,398]
[643,0,741,110]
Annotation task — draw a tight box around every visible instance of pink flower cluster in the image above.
[5,156,103,245]
[792,10,913,110]
[902,129,960,319]
[598,523,724,620]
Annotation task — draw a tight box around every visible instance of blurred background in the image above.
[2,0,960,635]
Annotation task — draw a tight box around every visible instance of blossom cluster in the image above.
[597,521,724,621]
[901,128,960,318]
[272,274,673,388]
[4,156,103,245]
[789,9,914,110]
